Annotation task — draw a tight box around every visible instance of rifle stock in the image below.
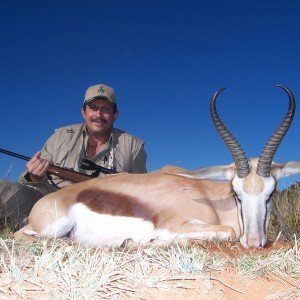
[47,165,94,183]
[0,148,116,183]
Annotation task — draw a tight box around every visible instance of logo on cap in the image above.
[98,85,105,94]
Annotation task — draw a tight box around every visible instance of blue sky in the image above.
[1,0,300,190]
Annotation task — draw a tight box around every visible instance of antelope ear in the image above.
[168,163,236,181]
[272,161,300,179]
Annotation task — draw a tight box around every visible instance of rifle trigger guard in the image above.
[91,169,101,177]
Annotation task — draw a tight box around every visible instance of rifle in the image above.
[0,148,118,183]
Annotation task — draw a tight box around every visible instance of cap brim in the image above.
[84,96,111,104]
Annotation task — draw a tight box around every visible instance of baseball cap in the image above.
[83,84,117,106]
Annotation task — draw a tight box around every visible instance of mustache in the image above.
[91,117,107,124]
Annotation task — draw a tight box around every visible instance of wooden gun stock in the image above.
[47,165,94,183]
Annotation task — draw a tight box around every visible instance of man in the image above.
[1,83,147,226]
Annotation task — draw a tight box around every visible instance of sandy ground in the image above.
[133,240,300,300]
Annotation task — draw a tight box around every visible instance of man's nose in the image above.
[94,108,103,116]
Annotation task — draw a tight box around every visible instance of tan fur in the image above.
[15,166,239,244]
[243,159,265,194]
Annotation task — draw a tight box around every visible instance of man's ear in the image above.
[81,107,86,120]
[114,110,119,121]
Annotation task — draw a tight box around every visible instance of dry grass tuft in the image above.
[269,182,300,241]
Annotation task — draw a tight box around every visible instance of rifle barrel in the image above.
[0,148,93,183]
[0,148,31,161]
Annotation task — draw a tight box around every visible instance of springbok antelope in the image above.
[14,84,300,249]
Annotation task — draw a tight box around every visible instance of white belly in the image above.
[33,203,233,247]
[71,203,161,246]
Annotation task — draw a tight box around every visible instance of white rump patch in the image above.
[41,215,75,238]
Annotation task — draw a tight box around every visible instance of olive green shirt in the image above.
[19,124,147,195]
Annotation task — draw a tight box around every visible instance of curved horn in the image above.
[210,88,250,178]
[257,84,296,177]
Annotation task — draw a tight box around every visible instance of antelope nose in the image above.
[240,232,268,249]
[246,234,265,249]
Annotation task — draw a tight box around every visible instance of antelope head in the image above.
[176,84,300,248]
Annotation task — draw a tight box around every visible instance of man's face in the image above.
[81,99,119,137]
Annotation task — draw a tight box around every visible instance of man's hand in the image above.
[26,151,50,182]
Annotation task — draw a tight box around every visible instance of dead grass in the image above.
[0,234,300,299]
[269,182,300,241]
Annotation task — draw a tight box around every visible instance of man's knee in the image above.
[0,180,43,228]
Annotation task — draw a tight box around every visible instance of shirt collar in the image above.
[82,125,115,158]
